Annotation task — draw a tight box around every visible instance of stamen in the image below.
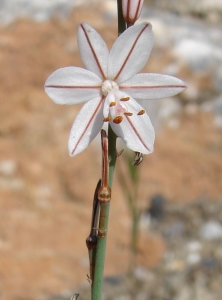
[137,109,145,115]
[120,97,130,101]
[103,117,112,122]
[113,116,123,124]
[124,112,133,116]
[132,152,143,166]
[109,102,116,107]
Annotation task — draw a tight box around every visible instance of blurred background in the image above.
[0,0,222,299]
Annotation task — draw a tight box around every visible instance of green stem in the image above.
[91,1,125,297]
[91,126,117,300]
[108,125,117,188]
[91,203,110,300]
[129,209,139,273]
[117,0,126,35]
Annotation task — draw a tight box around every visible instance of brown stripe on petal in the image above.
[80,24,106,80]
[109,102,116,107]
[129,0,143,24]
[120,85,187,90]
[114,23,150,82]
[120,97,130,101]
[125,115,151,152]
[137,109,145,115]
[45,85,101,89]
[124,112,133,116]
[113,116,123,124]
[126,0,130,23]
[71,96,104,155]
[133,0,142,23]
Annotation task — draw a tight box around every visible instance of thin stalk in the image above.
[91,2,125,298]
[117,0,126,36]
[86,180,101,287]
[91,128,116,300]
[108,125,117,188]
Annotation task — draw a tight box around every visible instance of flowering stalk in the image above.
[92,130,112,300]
[86,179,100,286]
[44,0,186,297]
[91,3,125,299]
[117,0,126,35]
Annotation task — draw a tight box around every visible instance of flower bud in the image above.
[122,0,144,26]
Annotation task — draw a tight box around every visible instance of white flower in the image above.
[45,23,186,157]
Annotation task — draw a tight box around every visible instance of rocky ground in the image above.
[0,2,222,300]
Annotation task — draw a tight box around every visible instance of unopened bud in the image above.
[122,0,144,26]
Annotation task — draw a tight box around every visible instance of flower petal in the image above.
[110,99,155,154]
[68,96,104,156]
[120,73,187,99]
[45,67,102,105]
[108,22,153,84]
[78,23,109,80]
[122,0,144,24]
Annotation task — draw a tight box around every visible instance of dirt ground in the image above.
[0,5,222,300]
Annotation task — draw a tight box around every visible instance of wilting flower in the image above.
[45,22,186,157]
[122,0,144,26]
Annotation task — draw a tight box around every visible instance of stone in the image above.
[200,220,222,240]
[186,241,202,252]
[186,252,201,265]
[214,95,222,115]
[147,194,165,220]
[173,39,216,71]
[0,159,17,176]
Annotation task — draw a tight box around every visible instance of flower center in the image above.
[101,80,119,96]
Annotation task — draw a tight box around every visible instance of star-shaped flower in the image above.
[45,22,186,157]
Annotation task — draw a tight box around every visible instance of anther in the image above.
[132,152,143,166]
[137,109,145,115]
[113,116,123,124]
[109,102,116,107]
[103,116,112,122]
[124,112,133,116]
[71,294,80,300]
[120,97,130,101]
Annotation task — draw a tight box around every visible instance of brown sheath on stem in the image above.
[86,179,101,284]
[98,130,111,203]
[98,130,111,238]
[86,130,112,285]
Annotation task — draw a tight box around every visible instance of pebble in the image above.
[186,241,202,265]
[213,115,222,128]
[202,257,218,269]
[213,95,222,115]
[186,253,201,265]
[133,267,154,282]
[164,221,185,238]
[173,39,216,71]
[200,220,222,240]
[147,194,165,220]
[0,178,23,190]
[186,241,202,252]
[0,159,17,176]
